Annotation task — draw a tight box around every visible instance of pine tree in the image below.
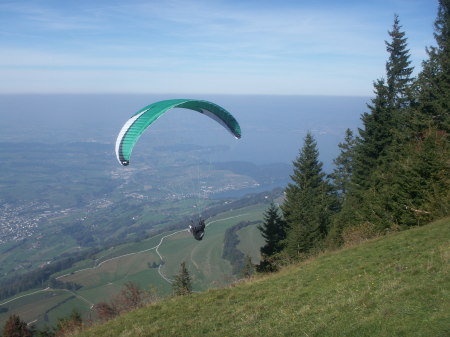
[282,132,336,258]
[385,14,415,110]
[257,203,287,257]
[2,314,32,337]
[172,262,192,296]
[353,15,414,189]
[342,15,416,229]
[330,128,357,201]
[352,79,391,190]
[416,0,450,131]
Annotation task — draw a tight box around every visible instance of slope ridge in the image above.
[77,217,450,337]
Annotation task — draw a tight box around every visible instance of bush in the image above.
[94,282,157,322]
[341,222,379,247]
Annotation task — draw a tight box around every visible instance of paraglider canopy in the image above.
[115,99,241,166]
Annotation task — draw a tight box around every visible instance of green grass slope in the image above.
[76,217,450,337]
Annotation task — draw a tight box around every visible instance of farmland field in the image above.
[0,203,267,328]
[0,289,90,327]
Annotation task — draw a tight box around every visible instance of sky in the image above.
[0,0,438,96]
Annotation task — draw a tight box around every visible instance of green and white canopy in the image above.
[115,99,241,166]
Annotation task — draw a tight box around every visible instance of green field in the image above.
[237,224,265,264]
[0,204,266,329]
[0,289,90,328]
[74,217,450,337]
[158,204,266,289]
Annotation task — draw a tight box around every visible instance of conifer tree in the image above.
[172,262,192,296]
[343,15,415,228]
[353,15,414,189]
[282,132,336,258]
[330,129,357,201]
[352,79,391,190]
[2,314,32,337]
[416,0,450,131]
[257,203,287,257]
[385,14,415,110]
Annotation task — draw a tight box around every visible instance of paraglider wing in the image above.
[115,99,241,166]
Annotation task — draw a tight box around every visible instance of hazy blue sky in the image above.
[0,0,438,95]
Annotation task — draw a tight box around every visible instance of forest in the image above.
[257,5,449,269]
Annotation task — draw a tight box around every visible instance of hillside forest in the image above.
[257,3,449,269]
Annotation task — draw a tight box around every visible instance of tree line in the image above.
[222,220,260,275]
[0,249,99,302]
[257,1,449,270]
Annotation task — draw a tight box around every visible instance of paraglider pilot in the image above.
[189,218,206,241]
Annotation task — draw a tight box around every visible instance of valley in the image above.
[0,204,268,328]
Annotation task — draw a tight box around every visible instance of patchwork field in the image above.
[0,204,266,328]
[0,289,90,328]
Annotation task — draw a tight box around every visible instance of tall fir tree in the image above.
[354,15,414,186]
[257,203,287,257]
[282,132,336,259]
[172,262,192,296]
[385,14,415,110]
[352,79,391,190]
[345,15,416,224]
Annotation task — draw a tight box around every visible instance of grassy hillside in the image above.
[76,217,450,337]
